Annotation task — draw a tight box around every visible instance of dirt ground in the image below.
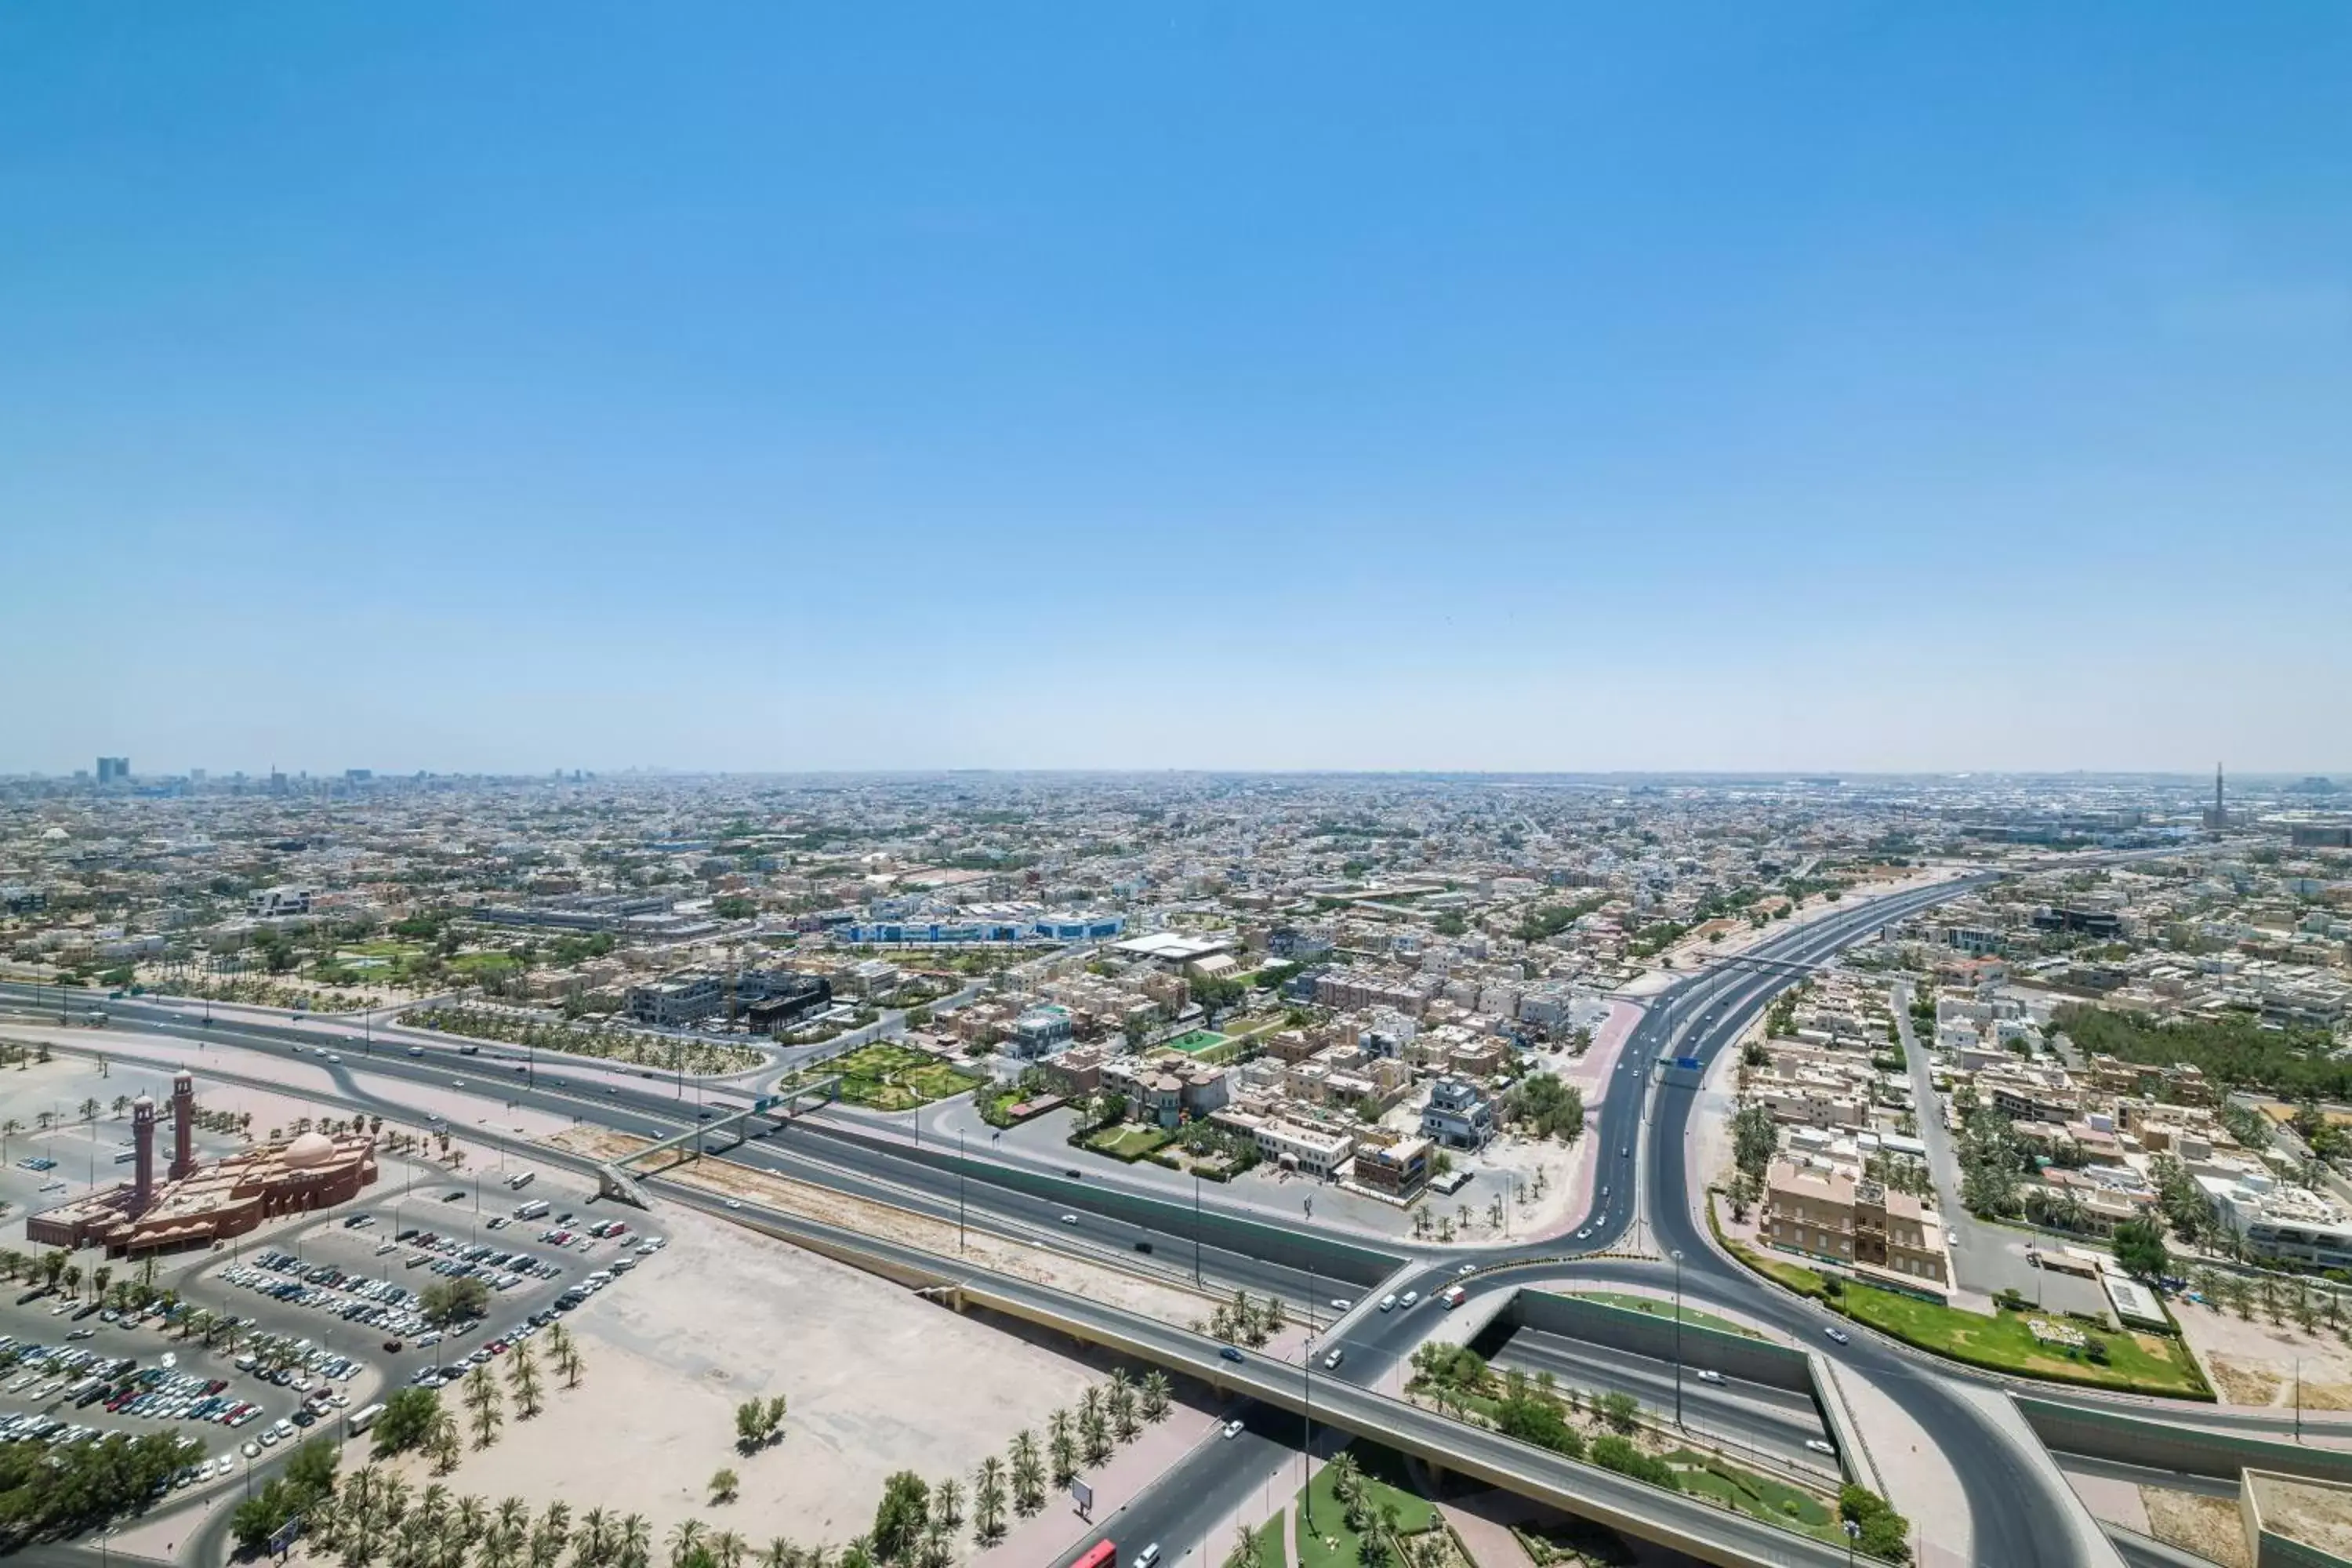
[2250,1473,2352,1562]
[2176,1295,2352,1410]
[314,1195,1127,1553]
[545,1127,1229,1330]
[2141,1488,2250,1568]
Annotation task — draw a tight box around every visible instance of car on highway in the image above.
[1134,1546,1160,1568]
[1218,1346,1244,1363]
[1377,1294,1397,1312]
[1621,1146,1630,1157]
[1574,1228,1589,1240]
[1399,1290,1418,1308]
[326,1052,341,1063]
[1221,1419,1244,1439]
[724,1200,742,1210]
[1065,1169,1083,1179]
[1321,1348,1344,1369]
[1823,1326,1849,1345]
[1456,1264,1475,1277]
[1061,1214,1079,1225]
[1330,1298,1351,1311]
[408,1046,424,1057]
[1695,1369,1723,1385]
[1805,1439,1837,1457]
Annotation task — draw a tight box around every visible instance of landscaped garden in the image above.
[1294,1446,1441,1568]
[1083,1123,1176,1160]
[1164,1029,1230,1054]
[1663,1448,1843,1546]
[827,1042,987,1111]
[1714,1199,2211,1398]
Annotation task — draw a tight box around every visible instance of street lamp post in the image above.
[1672,1247,1686,1427]
[956,1129,967,1253]
[1844,1517,1860,1566]
[1193,1171,1203,1287]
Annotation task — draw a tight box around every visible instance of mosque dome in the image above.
[282,1131,337,1168]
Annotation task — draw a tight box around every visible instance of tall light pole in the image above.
[956,1129,967,1252]
[1671,1247,1686,1428]
[1193,1171,1203,1287]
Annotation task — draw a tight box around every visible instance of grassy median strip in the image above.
[1569,1290,1764,1340]
[1664,1448,1845,1545]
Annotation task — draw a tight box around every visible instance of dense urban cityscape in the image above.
[0,768,2346,1568]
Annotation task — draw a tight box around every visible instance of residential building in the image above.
[1421,1077,1496,1150]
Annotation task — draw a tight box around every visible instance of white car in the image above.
[1399,1290,1418,1308]
[1221,1419,1244,1439]
[1805,1439,1838,1457]
[1695,1369,1724,1385]
[1061,1214,1079,1225]
[1377,1294,1397,1312]
[241,1441,261,1459]
[1457,1264,1475,1277]
[1330,1298,1351,1312]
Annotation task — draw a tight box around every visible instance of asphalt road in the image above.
[0,873,2295,1567]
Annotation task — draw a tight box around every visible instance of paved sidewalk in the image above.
[967,1399,1218,1568]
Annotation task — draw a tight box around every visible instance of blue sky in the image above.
[4,4,2347,775]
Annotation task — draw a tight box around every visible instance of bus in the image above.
[347,1403,387,1436]
[507,1171,536,1191]
[515,1199,551,1222]
[1072,1542,1116,1568]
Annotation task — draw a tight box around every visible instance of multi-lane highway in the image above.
[0,872,2267,1567]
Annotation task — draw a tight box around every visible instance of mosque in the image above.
[26,1071,378,1257]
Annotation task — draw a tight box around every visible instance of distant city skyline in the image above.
[5,7,2346,773]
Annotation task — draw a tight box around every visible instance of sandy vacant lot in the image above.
[2141,1488,2249,1568]
[344,1196,1126,1552]
[2176,1296,2352,1412]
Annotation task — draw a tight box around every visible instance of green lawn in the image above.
[829,1043,986,1111]
[1570,1291,1763,1340]
[1085,1123,1177,1160]
[449,952,522,978]
[1252,1517,1286,1568]
[1838,1286,2210,1398]
[1663,1449,1842,1545]
[1165,1029,1231,1054]
[1294,1446,1439,1568]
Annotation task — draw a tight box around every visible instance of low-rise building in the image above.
[1764,1160,1949,1293]
[1421,1077,1496,1150]
[625,972,724,1028]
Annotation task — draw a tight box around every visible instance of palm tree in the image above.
[711,1533,746,1568]
[1107,1371,1139,1442]
[466,1364,506,1447]
[1009,1429,1045,1515]
[456,1497,490,1552]
[758,1541,797,1568]
[932,1476,963,1534]
[1047,1410,1076,1486]
[972,1455,1007,1544]
[619,1516,652,1568]
[667,1519,706,1568]
[574,1509,613,1568]
[1077,1386,1111,1465]
[508,1343,544,1417]
[1140,1370,1172,1422]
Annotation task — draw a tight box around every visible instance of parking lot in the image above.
[206,1184,659,1389]
[0,1287,361,1499]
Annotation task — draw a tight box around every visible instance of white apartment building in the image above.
[2196,1170,2352,1271]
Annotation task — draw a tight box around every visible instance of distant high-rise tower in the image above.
[170,1072,197,1180]
[2205,763,2228,832]
[132,1094,157,1212]
[96,757,129,786]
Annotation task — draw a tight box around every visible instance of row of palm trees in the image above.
[398,1005,761,1077]
[1192,1289,1286,1348]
